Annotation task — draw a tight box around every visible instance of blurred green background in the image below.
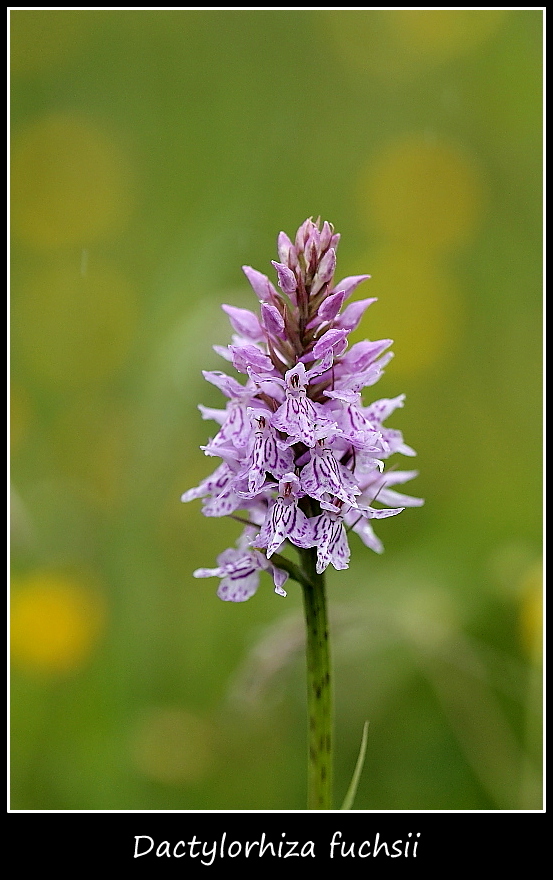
[10,10,542,811]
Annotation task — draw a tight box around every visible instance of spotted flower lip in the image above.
[183,217,423,600]
[194,527,289,601]
[255,472,314,558]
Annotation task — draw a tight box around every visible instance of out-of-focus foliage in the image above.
[10,9,542,810]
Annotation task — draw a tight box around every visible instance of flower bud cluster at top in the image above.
[182,218,423,602]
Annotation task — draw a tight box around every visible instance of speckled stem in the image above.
[298,546,333,810]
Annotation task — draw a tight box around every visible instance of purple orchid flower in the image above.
[255,473,313,558]
[182,218,422,601]
[194,528,289,601]
[240,409,294,494]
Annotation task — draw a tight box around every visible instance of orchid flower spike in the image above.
[182,218,422,601]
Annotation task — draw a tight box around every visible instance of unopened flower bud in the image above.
[242,265,279,302]
[311,247,336,295]
[261,302,286,338]
[318,290,347,323]
[277,231,296,267]
[319,220,334,252]
[271,261,297,294]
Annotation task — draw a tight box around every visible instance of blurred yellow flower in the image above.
[324,10,507,81]
[11,113,132,249]
[360,134,484,253]
[349,245,463,375]
[11,572,105,674]
[519,561,543,661]
[392,10,507,62]
[10,10,92,76]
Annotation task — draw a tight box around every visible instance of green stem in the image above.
[298,547,333,810]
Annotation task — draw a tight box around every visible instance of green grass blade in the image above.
[340,721,369,810]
